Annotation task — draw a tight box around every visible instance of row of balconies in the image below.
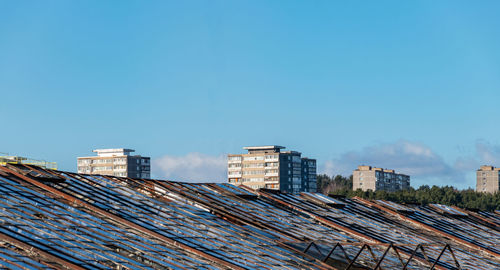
[227,157,279,163]
[228,172,279,177]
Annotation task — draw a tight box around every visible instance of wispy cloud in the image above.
[152,153,227,183]
[150,140,500,188]
[322,140,451,175]
[320,140,464,187]
[447,140,500,176]
[475,140,500,165]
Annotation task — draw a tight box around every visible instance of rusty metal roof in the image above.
[0,164,499,269]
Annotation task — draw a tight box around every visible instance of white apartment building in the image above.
[77,148,150,179]
[228,145,317,193]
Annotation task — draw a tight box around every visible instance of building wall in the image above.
[352,168,377,191]
[476,166,500,193]
[302,158,317,192]
[278,154,290,192]
[127,156,151,179]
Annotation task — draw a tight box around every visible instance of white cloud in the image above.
[152,153,227,183]
[150,140,500,187]
[320,140,463,187]
[321,140,452,176]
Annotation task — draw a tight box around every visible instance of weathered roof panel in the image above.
[0,164,499,269]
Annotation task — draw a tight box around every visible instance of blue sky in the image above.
[1,1,500,188]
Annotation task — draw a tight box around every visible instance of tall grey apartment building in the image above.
[227,146,317,193]
[476,165,500,193]
[352,165,410,192]
[77,148,150,179]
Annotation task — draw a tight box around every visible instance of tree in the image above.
[325,181,500,211]
[317,174,352,194]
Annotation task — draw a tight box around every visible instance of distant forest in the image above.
[317,174,500,211]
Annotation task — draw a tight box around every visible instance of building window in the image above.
[78,159,91,165]
[243,177,264,182]
[113,158,126,163]
[265,162,278,167]
[243,163,264,168]
[243,170,265,175]
[243,156,264,161]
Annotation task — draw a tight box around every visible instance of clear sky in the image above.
[1,1,500,188]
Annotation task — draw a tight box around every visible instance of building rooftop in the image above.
[92,148,135,156]
[356,165,380,171]
[243,145,286,154]
[243,145,285,150]
[478,165,500,171]
[355,165,407,175]
[0,163,498,269]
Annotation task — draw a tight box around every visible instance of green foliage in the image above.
[327,184,500,211]
[317,174,352,194]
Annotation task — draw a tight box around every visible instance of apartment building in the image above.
[352,165,410,192]
[77,148,150,179]
[227,145,317,193]
[476,165,500,193]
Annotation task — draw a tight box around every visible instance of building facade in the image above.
[77,148,150,179]
[227,146,316,193]
[476,165,500,193]
[352,165,410,192]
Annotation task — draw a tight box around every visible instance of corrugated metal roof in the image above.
[0,164,499,269]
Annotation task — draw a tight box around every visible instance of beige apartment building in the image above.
[476,165,500,193]
[352,165,410,192]
[77,148,150,179]
[228,145,316,193]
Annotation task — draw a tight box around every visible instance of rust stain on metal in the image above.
[354,197,500,259]
[0,166,246,270]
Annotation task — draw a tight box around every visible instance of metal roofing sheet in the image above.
[0,165,499,269]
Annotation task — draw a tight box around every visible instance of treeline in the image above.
[317,174,500,211]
